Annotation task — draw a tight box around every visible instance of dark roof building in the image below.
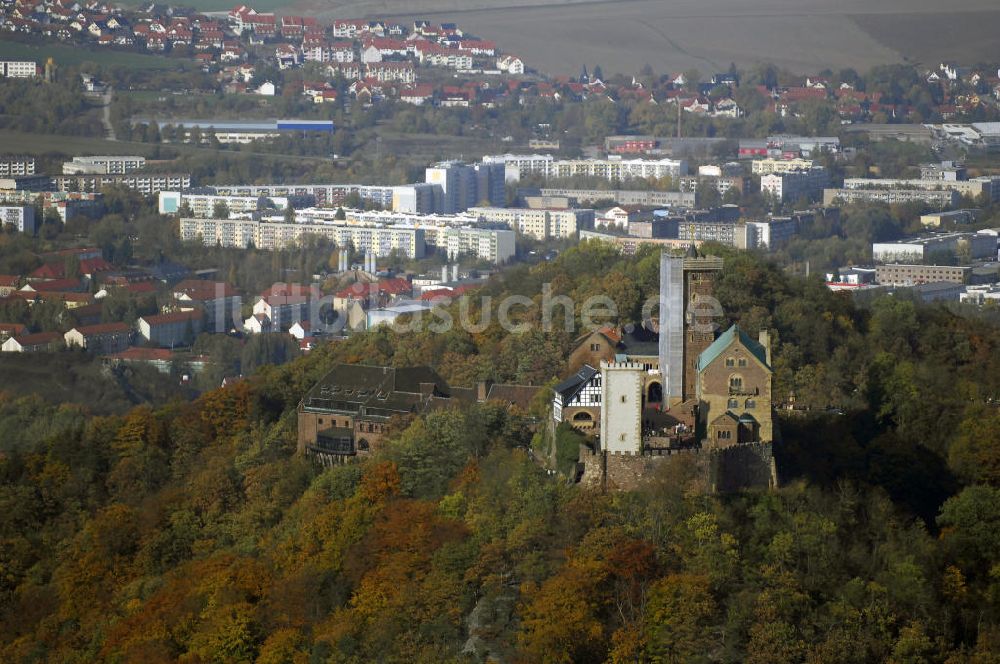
[298,364,541,464]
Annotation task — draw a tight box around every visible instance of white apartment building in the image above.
[180,217,425,258]
[872,232,997,263]
[823,188,960,208]
[751,158,816,175]
[158,191,289,217]
[469,206,595,240]
[54,173,192,195]
[760,167,828,202]
[0,206,35,234]
[483,154,554,181]
[0,156,36,177]
[0,61,38,78]
[302,43,355,63]
[439,227,515,263]
[62,156,146,175]
[392,183,438,214]
[745,217,799,250]
[424,161,505,213]
[485,155,688,183]
[206,183,394,209]
[841,177,1000,202]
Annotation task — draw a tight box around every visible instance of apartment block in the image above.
[206,183,394,209]
[0,61,38,78]
[439,226,515,264]
[760,167,828,202]
[823,188,960,208]
[872,232,996,263]
[841,177,1000,202]
[0,156,36,177]
[485,154,688,183]
[750,158,816,175]
[54,173,192,195]
[0,205,35,234]
[521,188,697,208]
[875,264,971,286]
[62,156,147,175]
[469,206,595,240]
[180,217,425,258]
[158,191,295,217]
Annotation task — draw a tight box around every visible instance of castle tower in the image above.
[599,361,644,455]
[658,251,724,405]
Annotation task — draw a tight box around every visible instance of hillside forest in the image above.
[2,242,1000,662]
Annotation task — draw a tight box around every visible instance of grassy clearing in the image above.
[0,39,183,70]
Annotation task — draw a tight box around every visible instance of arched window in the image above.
[729,375,743,390]
[746,399,756,409]
[728,398,739,409]
[738,357,748,367]
[725,357,735,367]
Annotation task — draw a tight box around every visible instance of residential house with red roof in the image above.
[0,275,20,297]
[138,310,203,347]
[173,280,240,333]
[64,322,132,353]
[1,331,62,353]
[0,323,27,341]
[252,283,319,330]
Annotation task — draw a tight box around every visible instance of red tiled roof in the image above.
[124,282,158,294]
[140,310,202,326]
[43,292,94,303]
[0,323,27,336]
[28,263,63,280]
[260,283,317,298]
[27,278,84,292]
[11,331,61,346]
[174,280,237,299]
[419,288,454,301]
[378,277,412,295]
[71,322,130,335]
[106,347,172,362]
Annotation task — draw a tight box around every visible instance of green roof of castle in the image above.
[696,325,770,372]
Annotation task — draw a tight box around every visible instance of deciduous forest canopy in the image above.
[2,243,1000,662]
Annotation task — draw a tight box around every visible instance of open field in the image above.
[0,38,181,69]
[6,1,995,76]
[203,0,996,76]
[850,11,1000,67]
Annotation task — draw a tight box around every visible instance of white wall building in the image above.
[760,167,828,202]
[62,156,146,175]
[600,362,645,455]
[0,205,35,234]
[469,206,595,240]
[180,216,426,258]
[0,61,38,78]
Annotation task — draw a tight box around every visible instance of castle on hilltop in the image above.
[553,250,778,492]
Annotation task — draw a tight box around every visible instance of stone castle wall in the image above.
[579,441,777,493]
